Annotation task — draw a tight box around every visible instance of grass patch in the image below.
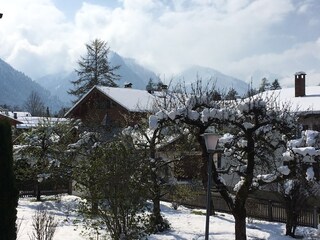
[191,210,205,215]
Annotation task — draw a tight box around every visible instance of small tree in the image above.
[29,208,58,240]
[225,87,238,100]
[68,131,103,214]
[72,135,150,239]
[259,77,270,92]
[14,119,75,201]
[123,118,181,233]
[24,91,45,116]
[270,79,281,90]
[68,39,120,102]
[146,78,156,93]
[0,120,19,240]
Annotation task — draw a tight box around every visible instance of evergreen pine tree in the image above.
[259,77,270,92]
[68,39,120,102]
[0,120,19,240]
[146,78,155,93]
[270,79,281,90]
[225,87,238,100]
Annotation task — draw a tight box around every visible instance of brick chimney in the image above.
[295,71,306,97]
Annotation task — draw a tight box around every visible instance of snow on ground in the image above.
[17,195,319,240]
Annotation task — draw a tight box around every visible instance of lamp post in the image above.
[202,132,220,240]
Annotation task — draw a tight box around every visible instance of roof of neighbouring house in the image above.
[15,116,68,129]
[262,86,320,114]
[65,85,157,116]
[0,112,23,125]
[96,86,155,112]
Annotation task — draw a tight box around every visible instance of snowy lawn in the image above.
[17,195,319,240]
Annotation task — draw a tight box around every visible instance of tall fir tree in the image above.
[68,39,120,102]
[0,120,19,240]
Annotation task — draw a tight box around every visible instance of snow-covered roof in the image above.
[262,86,320,114]
[0,112,23,125]
[66,86,156,116]
[96,86,155,112]
[16,116,68,129]
[6,111,32,118]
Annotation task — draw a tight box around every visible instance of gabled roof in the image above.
[262,86,320,113]
[96,86,155,112]
[65,86,156,116]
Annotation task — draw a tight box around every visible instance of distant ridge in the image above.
[174,65,249,95]
[35,54,249,104]
[0,58,64,112]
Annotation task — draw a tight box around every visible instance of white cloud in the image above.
[227,37,320,83]
[0,0,319,85]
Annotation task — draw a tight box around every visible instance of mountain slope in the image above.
[111,52,158,89]
[174,65,249,95]
[0,58,64,112]
[36,71,77,106]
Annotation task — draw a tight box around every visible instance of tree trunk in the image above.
[232,133,255,240]
[285,202,298,237]
[149,135,168,232]
[36,182,41,201]
[234,207,247,240]
[152,195,163,226]
[150,170,166,232]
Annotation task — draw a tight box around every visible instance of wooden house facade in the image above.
[65,86,156,127]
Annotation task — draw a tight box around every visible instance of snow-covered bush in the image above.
[280,130,320,236]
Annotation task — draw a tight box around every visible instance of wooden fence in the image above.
[164,191,319,228]
[19,189,70,198]
[18,180,72,198]
[212,195,318,228]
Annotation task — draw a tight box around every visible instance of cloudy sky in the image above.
[0,0,320,86]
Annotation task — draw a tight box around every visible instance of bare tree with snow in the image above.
[149,81,298,240]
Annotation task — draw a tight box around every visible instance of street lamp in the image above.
[202,132,220,240]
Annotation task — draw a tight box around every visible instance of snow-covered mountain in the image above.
[174,65,249,96]
[0,58,64,112]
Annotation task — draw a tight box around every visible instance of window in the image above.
[97,100,111,109]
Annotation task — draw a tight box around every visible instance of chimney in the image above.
[161,84,168,91]
[124,82,132,88]
[295,71,306,97]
